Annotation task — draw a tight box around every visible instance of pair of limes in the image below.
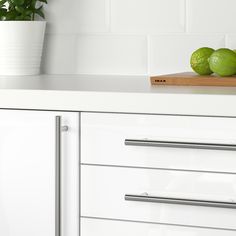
[190,47,236,77]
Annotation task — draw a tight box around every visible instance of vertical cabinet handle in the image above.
[55,116,68,236]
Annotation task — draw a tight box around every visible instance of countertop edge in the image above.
[0,89,236,117]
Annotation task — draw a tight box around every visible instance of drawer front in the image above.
[81,218,236,236]
[81,165,236,229]
[81,113,236,173]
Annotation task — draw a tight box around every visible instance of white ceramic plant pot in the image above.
[0,21,46,76]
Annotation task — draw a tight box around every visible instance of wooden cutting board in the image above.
[150,72,236,87]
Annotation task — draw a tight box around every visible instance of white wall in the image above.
[42,0,236,76]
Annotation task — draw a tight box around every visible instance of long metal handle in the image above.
[125,194,236,209]
[125,139,236,151]
[55,116,61,236]
[55,117,69,236]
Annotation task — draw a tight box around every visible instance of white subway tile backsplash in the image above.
[45,0,109,34]
[150,35,225,76]
[76,35,147,75]
[42,35,77,74]
[41,0,236,75]
[187,0,236,33]
[111,0,185,34]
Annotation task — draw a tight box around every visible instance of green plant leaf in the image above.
[25,9,32,15]
[0,0,47,21]
[0,8,7,17]
[4,11,18,20]
[35,8,44,18]
[11,0,25,5]
[0,15,7,20]
[15,5,24,13]
[0,0,7,7]
[15,14,31,20]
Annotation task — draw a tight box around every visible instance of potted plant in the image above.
[0,0,47,75]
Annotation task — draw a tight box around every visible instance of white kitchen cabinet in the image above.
[0,110,79,236]
[2,75,236,236]
[81,111,236,234]
[81,165,236,230]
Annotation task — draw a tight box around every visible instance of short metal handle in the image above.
[125,194,236,209]
[55,117,68,236]
[125,139,236,151]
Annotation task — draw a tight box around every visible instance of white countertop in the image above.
[1,74,236,117]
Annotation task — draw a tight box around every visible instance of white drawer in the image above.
[81,218,236,236]
[81,165,236,230]
[81,113,236,173]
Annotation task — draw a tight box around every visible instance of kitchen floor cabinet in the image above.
[2,75,236,236]
[0,110,79,236]
[2,108,236,236]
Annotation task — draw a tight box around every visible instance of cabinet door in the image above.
[0,110,79,236]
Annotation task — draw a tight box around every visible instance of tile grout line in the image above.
[108,0,112,33]
[147,35,151,76]
[184,0,188,33]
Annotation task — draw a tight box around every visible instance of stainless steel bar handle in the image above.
[55,117,68,236]
[55,116,61,236]
[125,139,236,151]
[125,194,236,209]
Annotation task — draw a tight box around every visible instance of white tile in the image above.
[226,35,236,50]
[44,0,109,34]
[149,34,225,76]
[187,0,236,33]
[76,0,110,33]
[41,34,77,74]
[76,35,148,75]
[111,0,185,33]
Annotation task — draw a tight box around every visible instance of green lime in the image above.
[209,48,236,77]
[190,47,215,75]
